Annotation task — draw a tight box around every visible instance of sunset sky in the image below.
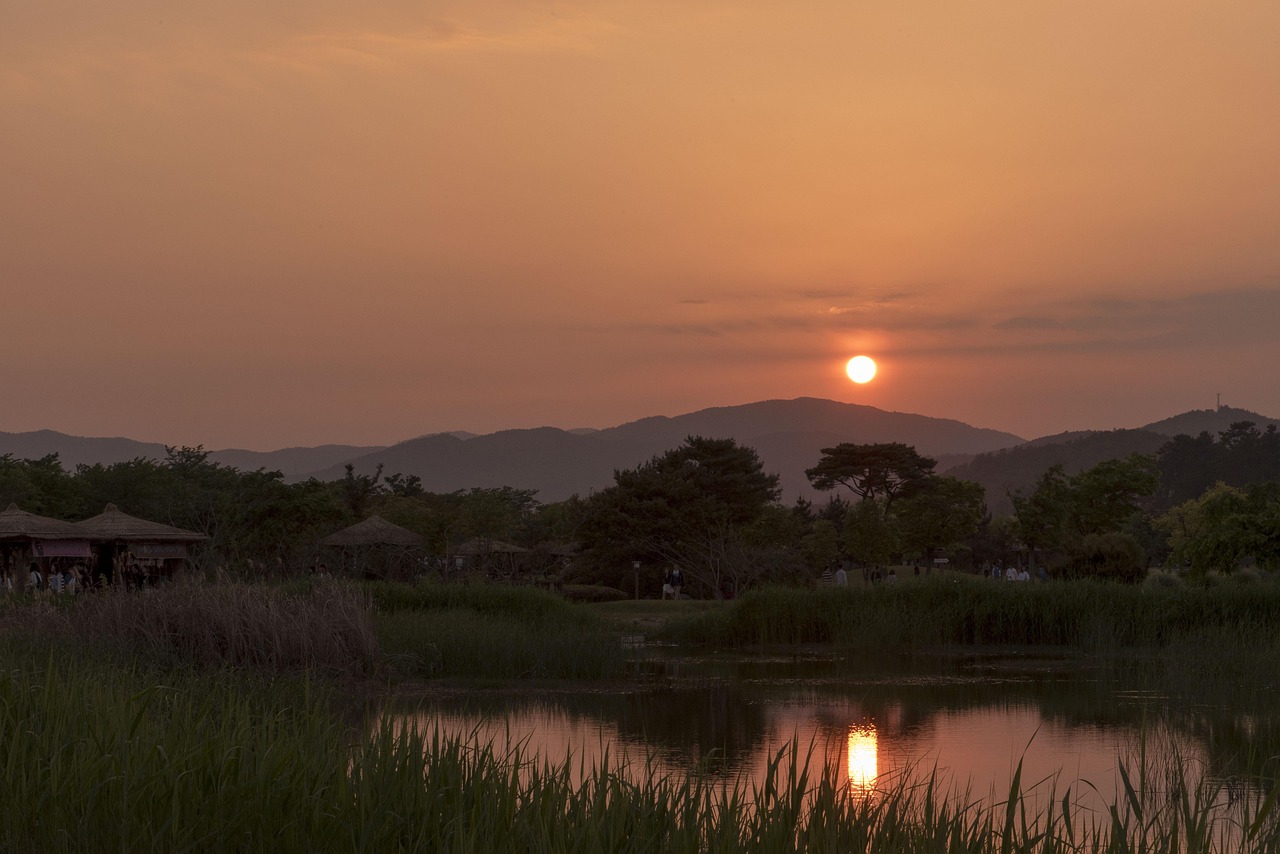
[4,2,1279,450]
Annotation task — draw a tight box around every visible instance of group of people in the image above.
[992,564,1036,582]
[1,558,163,594]
[858,565,898,585]
[3,559,89,594]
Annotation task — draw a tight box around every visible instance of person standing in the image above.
[670,565,683,599]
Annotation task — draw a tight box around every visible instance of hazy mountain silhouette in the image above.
[947,429,1170,516]
[9,400,1272,508]
[0,430,170,469]
[1142,406,1280,437]
[0,430,383,479]
[947,406,1279,515]
[303,398,1024,502]
[207,445,388,476]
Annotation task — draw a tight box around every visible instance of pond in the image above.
[383,646,1271,822]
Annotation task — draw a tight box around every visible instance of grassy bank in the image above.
[1,647,1276,852]
[8,577,1280,682]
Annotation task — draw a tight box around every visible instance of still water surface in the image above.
[386,647,1264,818]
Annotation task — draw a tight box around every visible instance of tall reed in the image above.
[667,579,1280,652]
[0,581,379,675]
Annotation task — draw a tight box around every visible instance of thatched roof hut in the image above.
[75,504,207,543]
[319,515,425,547]
[73,504,207,584]
[0,504,92,590]
[453,538,527,555]
[318,516,426,580]
[450,538,529,579]
[0,503,90,541]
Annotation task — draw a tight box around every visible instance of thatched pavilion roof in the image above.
[75,504,207,543]
[319,515,425,547]
[548,542,581,558]
[453,538,528,555]
[0,503,91,541]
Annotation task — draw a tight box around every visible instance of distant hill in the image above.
[1020,430,1100,449]
[207,445,387,477]
[1142,406,1280,437]
[0,429,383,479]
[8,401,1275,509]
[947,429,1170,516]
[0,430,172,469]
[304,397,1024,502]
[947,406,1279,516]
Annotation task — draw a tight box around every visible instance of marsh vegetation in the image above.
[2,577,1279,851]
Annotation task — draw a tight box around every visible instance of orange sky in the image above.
[4,2,1279,449]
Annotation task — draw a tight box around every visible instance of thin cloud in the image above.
[911,285,1280,358]
[794,287,857,300]
[596,284,1280,360]
[276,14,622,71]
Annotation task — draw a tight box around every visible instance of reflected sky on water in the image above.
[382,648,1267,818]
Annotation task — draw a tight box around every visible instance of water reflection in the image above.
[846,725,877,796]
[381,649,1268,818]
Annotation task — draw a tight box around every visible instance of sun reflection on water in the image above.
[846,724,878,796]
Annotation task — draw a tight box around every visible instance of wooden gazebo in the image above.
[318,515,426,580]
[0,503,93,592]
[75,503,207,586]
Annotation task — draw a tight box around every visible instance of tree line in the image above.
[1,419,1277,592]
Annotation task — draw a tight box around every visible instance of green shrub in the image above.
[1061,532,1147,583]
[364,581,627,679]
[376,609,625,680]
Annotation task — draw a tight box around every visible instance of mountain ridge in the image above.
[3,400,1275,506]
[947,406,1280,514]
[301,397,1024,501]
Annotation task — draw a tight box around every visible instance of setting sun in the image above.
[846,356,877,384]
